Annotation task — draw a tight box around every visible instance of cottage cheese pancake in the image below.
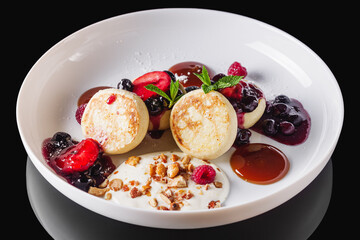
[170,89,237,160]
[81,88,149,154]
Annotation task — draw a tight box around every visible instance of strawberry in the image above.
[220,82,243,100]
[54,138,100,174]
[132,71,171,101]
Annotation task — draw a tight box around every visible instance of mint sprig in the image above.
[145,80,183,108]
[194,66,243,94]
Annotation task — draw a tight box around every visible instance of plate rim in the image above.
[17,8,344,228]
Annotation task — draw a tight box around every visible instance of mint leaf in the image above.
[145,84,171,102]
[144,80,183,109]
[201,84,215,94]
[193,66,243,94]
[214,75,243,89]
[170,80,180,100]
[193,65,211,86]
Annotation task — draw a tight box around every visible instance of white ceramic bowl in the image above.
[17,8,343,228]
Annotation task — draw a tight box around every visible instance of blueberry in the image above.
[287,110,304,126]
[72,173,95,192]
[265,101,273,114]
[241,96,258,112]
[272,103,290,118]
[212,73,225,82]
[274,95,291,104]
[51,132,73,149]
[164,71,176,82]
[279,121,295,135]
[145,97,163,116]
[88,160,103,176]
[234,128,251,146]
[185,86,200,93]
[262,119,278,135]
[117,78,134,92]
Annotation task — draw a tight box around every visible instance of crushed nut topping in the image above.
[154,153,167,163]
[98,179,109,188]
[170,154,180,162]
[108,179,123,191]
[130,187,142,198]
[105,192,112,200]
[167,162,180,178]
[149,198,158,207]
[208,200,221,209]
[125,156,141,166]
[167,175,187,188]
[170,202,181,210]
[181,155,191,165]
[159,192,173,205]
[148,164,156,177]
[99,152,226,212]
[156,163,167,177]
[88,186,109,196]
[213,181,223,188]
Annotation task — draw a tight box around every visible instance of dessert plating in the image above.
[42,60,312,211]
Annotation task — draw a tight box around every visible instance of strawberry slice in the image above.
[220,82,243,100]
[132,71,171,100]
[54,138,100,174]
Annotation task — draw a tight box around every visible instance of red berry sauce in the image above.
[106,94,117,104]
[42,132,115,192]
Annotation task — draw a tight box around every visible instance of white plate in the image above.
[17,8,343,228]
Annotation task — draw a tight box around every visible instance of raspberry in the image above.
[191,165,216,185]
[75,103,87,124]
[228,61,248,77]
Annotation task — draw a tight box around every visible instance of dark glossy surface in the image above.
[12,4,350,239]
[26,158,332,239]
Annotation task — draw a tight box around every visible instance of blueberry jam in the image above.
[220,80,264,128]
[251,95,311,145]
[42,132,115,192]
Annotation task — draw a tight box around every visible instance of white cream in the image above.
[105,151,230,210]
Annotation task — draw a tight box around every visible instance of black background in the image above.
[10,2,353,239]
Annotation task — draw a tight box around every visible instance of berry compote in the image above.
[219,80,264,128]
[251,95,311,145]
[42,132,115,192]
